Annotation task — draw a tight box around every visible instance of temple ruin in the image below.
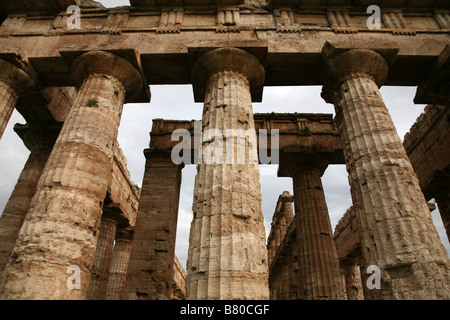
[0,0,448,300]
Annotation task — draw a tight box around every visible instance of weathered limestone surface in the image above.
[86,211,118,300]
[171,255,187,300]
[125,151,183,300]
[106,227,133,300]
[322,43,450,299]
[0,123,61,273]
[404,105,450,241]
[186,48,269,300]
[267,191,297,300]
[0,51,145,300]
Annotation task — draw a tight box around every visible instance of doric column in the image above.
[0,51,145,300]
[186,47,269,300]
[0,59,36,139]
[125,150,184,300]
[291,163,346,300]
[86,206,124,300]
[106,227,133,300]
[0,122,61,273]
[340,259,364,300]
[322,43,450,299]
[435,190,450,242]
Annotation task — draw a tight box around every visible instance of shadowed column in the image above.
[106,227,133,300]
[125,150,183,300]
[0,122,61,273]
[0,51,146,300]
[322,43,450,299]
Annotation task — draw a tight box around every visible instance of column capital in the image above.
[69,50,149,104]
[191,47,265,103]
[13,122,62,152]
[278,150,331,178]
[321,42,398,103]
[0,59,36,96]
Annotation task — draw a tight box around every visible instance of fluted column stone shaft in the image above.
[0,123,61,274]
[0,51,144,300]
[435,190,450,242]
[186,48,269,300]
[106,228,133,300]
[341,259,364,300]
[293,168,346,300]
[323,47,450,299]
[86,215,118,300]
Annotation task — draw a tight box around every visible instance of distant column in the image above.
[322,43,450,299]
[0,51,145,300]
[435,190,450,242]
[125,151,183,300]
[86,206,123,300]
[292,164,346,300]
[340,259,364,300]
[106,227,133,300]
[0,122,61,273]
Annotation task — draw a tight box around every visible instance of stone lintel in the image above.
[130,0,245,7]
[189,45,267,102]
[414,45,450,105]
[0,0,73,15]
[321,41,398,103]
[270,0,449,9]
[60,47,150,103]
[148,113,344,165]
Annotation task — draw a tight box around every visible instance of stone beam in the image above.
[270,0,449,9]
[149,113,344,165]
[0,6,448,89]
[130,0,245,6]
[414,45,450,104]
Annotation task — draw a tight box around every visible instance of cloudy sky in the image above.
[0,0,448,272]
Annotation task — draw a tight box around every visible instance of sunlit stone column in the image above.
[0,122,61,273]
[322,44,450,299]
[186,48,269,300]
[0,51,145,300]
[0,59,35,140]
[106,227,133,300]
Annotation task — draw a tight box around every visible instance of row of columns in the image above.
[0,50,145,299]
[0,43,448,299]
[87,208,134,300]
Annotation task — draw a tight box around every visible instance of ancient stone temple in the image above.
[0,0,449,300]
